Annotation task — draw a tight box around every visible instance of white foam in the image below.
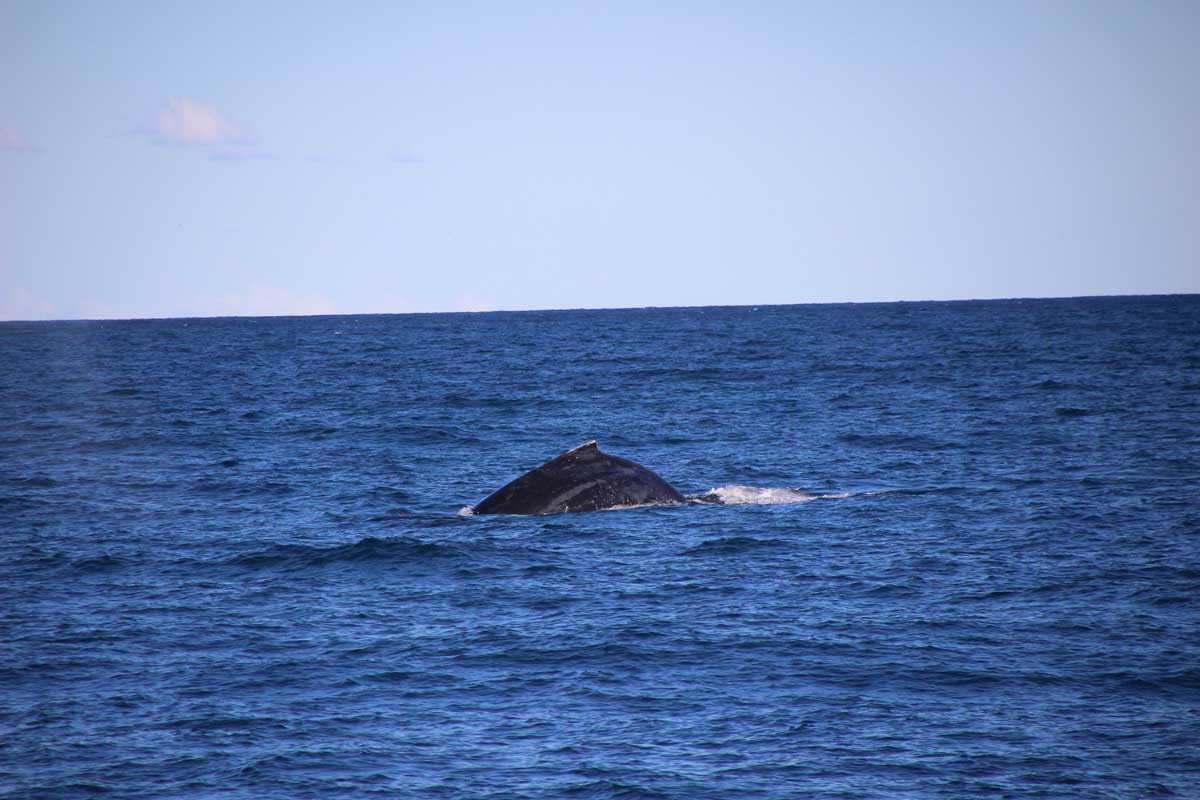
[599,501,675,512]
[696,485,818,505]
[459,488,852,515]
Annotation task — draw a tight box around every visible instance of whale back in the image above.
[472,441,685,515]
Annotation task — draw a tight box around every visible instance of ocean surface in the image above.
[2,295,1198,799]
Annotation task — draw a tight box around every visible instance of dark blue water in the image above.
[2,296,1198,799]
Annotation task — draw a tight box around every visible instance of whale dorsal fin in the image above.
[471,440,684,514]
[564,440,599,456]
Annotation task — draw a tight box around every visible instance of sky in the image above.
[1,0,1197,320]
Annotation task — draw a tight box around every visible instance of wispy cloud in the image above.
[152,98,247,146]
[0,287,56,320]
[0,126,38,153]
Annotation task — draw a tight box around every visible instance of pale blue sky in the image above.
[2,1,1197,319]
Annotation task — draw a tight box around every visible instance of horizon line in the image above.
[1,291,1195,324]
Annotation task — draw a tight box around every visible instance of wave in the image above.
[5,475,59,489]
[690,485,840,505]
[681,536,793,555]
[1054,406,1095,417]
[222,535,468,571]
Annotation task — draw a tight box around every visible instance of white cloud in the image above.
[0,287,56,320]
[153,98,245,145]
[0,126,36,152]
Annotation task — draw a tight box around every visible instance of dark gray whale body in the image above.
[472,441,685,515]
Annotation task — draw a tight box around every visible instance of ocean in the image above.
[2,295,1198,799]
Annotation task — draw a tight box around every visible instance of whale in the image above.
[471,441,686,515]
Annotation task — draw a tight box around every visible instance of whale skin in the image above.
[471,441,685,515]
